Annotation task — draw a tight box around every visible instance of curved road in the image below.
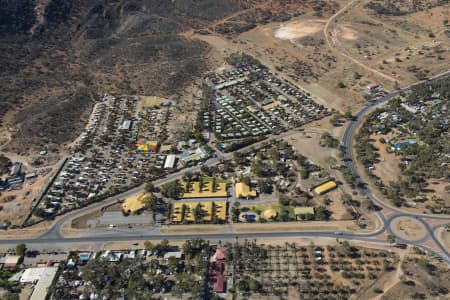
[1,73,450,264]
[342,70,450,263]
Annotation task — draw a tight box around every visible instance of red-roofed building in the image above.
[213,261,224,272]
[213,248,225,261]
[209,247,227,293]
[212,273,225,293]
[367,83,379,92]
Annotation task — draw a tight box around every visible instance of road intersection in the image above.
[0,73,449,264]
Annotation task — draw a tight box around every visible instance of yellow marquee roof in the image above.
[235,182,257,198]
[313,181,337,195]
[181,181,227,198]
[170,200,227,222]
[263,208,278,219]
[122,193,149,212]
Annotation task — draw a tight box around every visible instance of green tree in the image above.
[2,292,19,300]
[315,206,331,220]
[15,243,26,256]
[445,223,450,231]
[141,193,159,220]
[144,241,154,252]
[387,235,396,244]
[363,199,374,210]
[144,182,155,193]
[300,168,309,179]
[161,180,182,199]
[141,193,158,210]
[193,203,205,223]
[251,159,265,177]
[257,179,273,194]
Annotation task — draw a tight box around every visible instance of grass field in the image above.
[140,96,170,107]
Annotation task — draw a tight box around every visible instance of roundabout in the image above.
[389,216,427,242]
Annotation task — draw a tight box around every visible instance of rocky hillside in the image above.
[0,0,244,152]
[0,0,336,153]
[366,0,450,16]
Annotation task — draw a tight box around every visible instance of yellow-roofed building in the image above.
[170,200,227,223]
[171,202,183,222]
[122,193,149,213]
[235,182,257,199]
[181,181,227,198]
[263,208,278,219]
[313,181,337,195]
[214,201,227,221]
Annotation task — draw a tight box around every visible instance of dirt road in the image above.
[323,0,396,82]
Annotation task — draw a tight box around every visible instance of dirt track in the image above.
[323,0,396,82]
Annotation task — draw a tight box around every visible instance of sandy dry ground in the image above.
[0,221,51,239]
[274,20,325,41]
[337,1,450,85]
[274,18,358,43]
[362,250,406,300]
[390,216,427,241]
[426,179,449,205]
[0,148,66,226]
[302,116,348,138]
[285,129,359,221]
[325,189,350,220]
[437,227,450,252]
[193,17,374,113]
[371,133,403,184]
[159,220,356,235]
[409,4,450,28]
[336,24,359,41]
[232,220,355,233]
[160,224,228,234]
[0,130,12,149]
[370,132,448,211]
[100,236,398,252]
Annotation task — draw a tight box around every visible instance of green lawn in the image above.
[202,177,231,184]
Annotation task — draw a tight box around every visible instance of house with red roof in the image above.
[213,248,225,261]
[209,247,227,293]
[212,273,225,293]
[367,82,379,92]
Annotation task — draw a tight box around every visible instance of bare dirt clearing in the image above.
[390,216,427,241]
[336,2,450,85]
[426,180,449,206]
[337,25,359,41]
[285,130,360,221]
[409,4,450,28]
[437,227,450,252]
[274,20,325,41]
[232,220,355,233]
[192,13,386,113]
[370,133,403,185]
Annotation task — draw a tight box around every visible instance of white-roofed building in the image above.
[20,267,58,300]
[164,155,176,169]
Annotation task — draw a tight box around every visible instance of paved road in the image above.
[1,73,450,264]
[342,70,450,263]
[33,128,323,241]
